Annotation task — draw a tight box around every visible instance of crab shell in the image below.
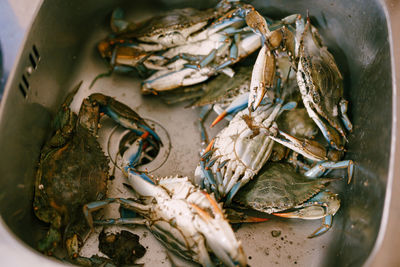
[232,163,334,213]
[33,96,109,257]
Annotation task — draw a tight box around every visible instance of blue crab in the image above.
[232,162,341,238]
[193,100,297,203]
[296,16,353,150]
[83,172,247,267]
[33,82,161,261]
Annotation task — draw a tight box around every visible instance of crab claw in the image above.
[268,127,346,163]
[305,160,354,184]
[268,129,329,161]
[248,45,276,111]
[244,9,269,44]
[88,93,162,146]
[225,208,270,224]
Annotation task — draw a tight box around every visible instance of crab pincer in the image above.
[240,9,279,111]
[248,44,276,111]
[89,93,162,147]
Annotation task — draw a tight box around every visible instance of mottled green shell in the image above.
[34,125,109,227]
[233,163,332,213]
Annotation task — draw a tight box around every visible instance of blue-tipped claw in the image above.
[308,215,332,238]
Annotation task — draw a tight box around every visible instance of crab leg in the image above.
[273,190,340,238]
[93,217,148,226]
[242,9,270,44]
[295,86,345,151]
[127,138,145,169]
[185,31,256,72]
[268,129,329,162]
[225,178,245,205]
[308,215,333,238]
[214,31,262,70]
[211,92,249,127]
[168,53,204,66]
[214,33,241,71]
[187,16,246,44]
[124,132,159,170]
[83,198,151,230]
[287,152,312,172]
[339,99,353,132]
[200,158,218,188]
[305,160,354,184]
[184,36,231,70]
[198,105,214,146]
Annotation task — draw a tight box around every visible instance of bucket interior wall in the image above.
[0,0,392,266]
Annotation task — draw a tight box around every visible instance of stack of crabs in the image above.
[33,1,354,266]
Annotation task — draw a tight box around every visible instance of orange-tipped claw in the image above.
[244,217,269,223]
[204,138,215,153]
[272,212,295,219]
[253,87,266,111]
[202,191,223,216]
[211,111,228,128]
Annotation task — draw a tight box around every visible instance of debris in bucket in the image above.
[98,230,146,265]
[271,230,282,238]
